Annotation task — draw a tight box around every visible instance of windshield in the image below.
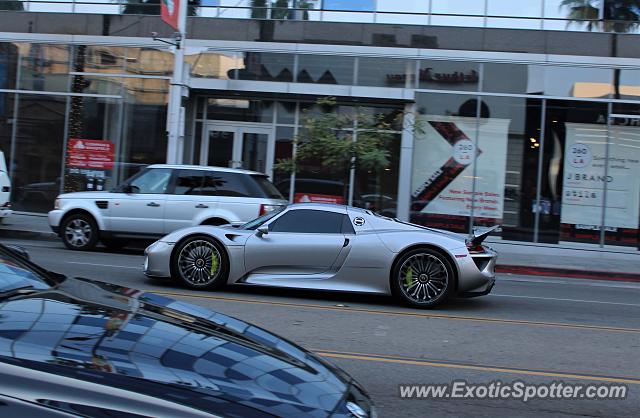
[0,248,51,294]
[240,208,285,230]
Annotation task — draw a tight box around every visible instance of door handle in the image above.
[147,202,160,207]
[195,204,209,209]
[343,238,350,247]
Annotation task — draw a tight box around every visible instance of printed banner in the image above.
[161,0,180,30]
[561,123,640,230]
[411,115,509,219]
[67,139,115,170]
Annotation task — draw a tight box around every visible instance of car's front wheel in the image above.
[391,248,454,308]
[61,213,99,251]
[171,235,229,290]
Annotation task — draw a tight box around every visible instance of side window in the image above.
[173,170,205,195]
[129,168,172,194]
[342,215,356,234]
[269,210,344,233]
[205,172,253,197]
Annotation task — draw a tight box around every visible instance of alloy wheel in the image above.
[177,239,222,286]
[64,219,92,247]
[398,253,449,304]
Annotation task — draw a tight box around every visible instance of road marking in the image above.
[491,293,640,307]
[67,261,140,270]
[313,349,640,385]
[153,291,640,334]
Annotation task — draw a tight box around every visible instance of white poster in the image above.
[561,123,640,229]
[411,115,510,219]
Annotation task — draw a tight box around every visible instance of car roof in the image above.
[147,164,265,176]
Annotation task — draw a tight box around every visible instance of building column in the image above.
[166,0,189,165]
[396,102,416,222]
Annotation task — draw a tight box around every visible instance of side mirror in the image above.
[122,184,139,194]
[256,225,269,236]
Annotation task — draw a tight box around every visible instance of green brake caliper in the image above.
[210,250,219,277]
[404,268,414,288]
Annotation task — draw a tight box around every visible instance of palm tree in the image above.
[561,0,640,99]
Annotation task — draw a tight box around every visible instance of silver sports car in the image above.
[144,203,497,308]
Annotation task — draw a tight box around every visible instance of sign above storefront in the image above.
[387,69,479,85]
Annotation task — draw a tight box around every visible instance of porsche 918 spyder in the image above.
[144,204,497,308]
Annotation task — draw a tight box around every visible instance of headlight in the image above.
[54,198,61,210]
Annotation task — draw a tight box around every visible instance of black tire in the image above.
[391,247,455,308]
[170,235,229,290]
[61,213,99,251]
[101,238,129,251]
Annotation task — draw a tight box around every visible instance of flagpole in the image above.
[166,0,189,164]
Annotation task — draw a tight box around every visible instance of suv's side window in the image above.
[204,172,253,197]
[269,210,345,234]
[173,170,205,195]
[129,168,172,194]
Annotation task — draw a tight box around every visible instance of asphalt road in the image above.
[4,237,640,418]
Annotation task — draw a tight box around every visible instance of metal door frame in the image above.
[201,122,275,177]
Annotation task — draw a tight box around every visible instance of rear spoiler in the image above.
[468,225,499,246]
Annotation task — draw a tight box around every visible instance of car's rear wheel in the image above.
[171,235,229,290]
[391,248,454,308]
[61,213,99,251]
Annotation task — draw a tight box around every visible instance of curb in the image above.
[496,265,640,283]
[0,229,58,241]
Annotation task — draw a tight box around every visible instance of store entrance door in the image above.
[201,123,274,175]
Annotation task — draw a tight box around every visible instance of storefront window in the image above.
[606,103,640,248]
[238,53,294,82]
[186,49,241,80]
[125,47,173,77]
[357,57,414,88]
[480,96,544,242]
[411,92,480,233]
[206,98,274,123]
[12,94,66,213]
[82,46,126,74]
[545,99,608,245]
[297,54,354,85]
[353,133,401,216]
[273,126,295,199]
[482,63,532,94]
[542,66,613,97]
[18,43,70,92]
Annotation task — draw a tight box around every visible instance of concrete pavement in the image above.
[1,212,639,281]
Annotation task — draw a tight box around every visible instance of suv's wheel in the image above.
[391,248,454,308]
[171,235,229,290]
[61,213,99,251]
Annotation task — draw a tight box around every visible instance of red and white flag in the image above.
[161,0,180,30]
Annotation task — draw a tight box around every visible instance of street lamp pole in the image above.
[166,0,189,164]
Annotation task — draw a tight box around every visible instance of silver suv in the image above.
[49,165,287,250]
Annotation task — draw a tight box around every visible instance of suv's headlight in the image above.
[54,198,61,210]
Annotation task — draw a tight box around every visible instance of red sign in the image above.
[294,193,344,205]
[67,139,115,170]
[161,0,180,30]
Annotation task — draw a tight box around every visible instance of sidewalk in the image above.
[1,213,639,282]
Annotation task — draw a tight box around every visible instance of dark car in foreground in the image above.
[0,244,374,418]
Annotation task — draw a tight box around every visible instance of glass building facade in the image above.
[1,1,639,249]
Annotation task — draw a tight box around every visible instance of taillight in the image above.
[259,204,283,216]
[466,240,485,254]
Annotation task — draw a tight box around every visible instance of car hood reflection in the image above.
[0,277,349,417]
